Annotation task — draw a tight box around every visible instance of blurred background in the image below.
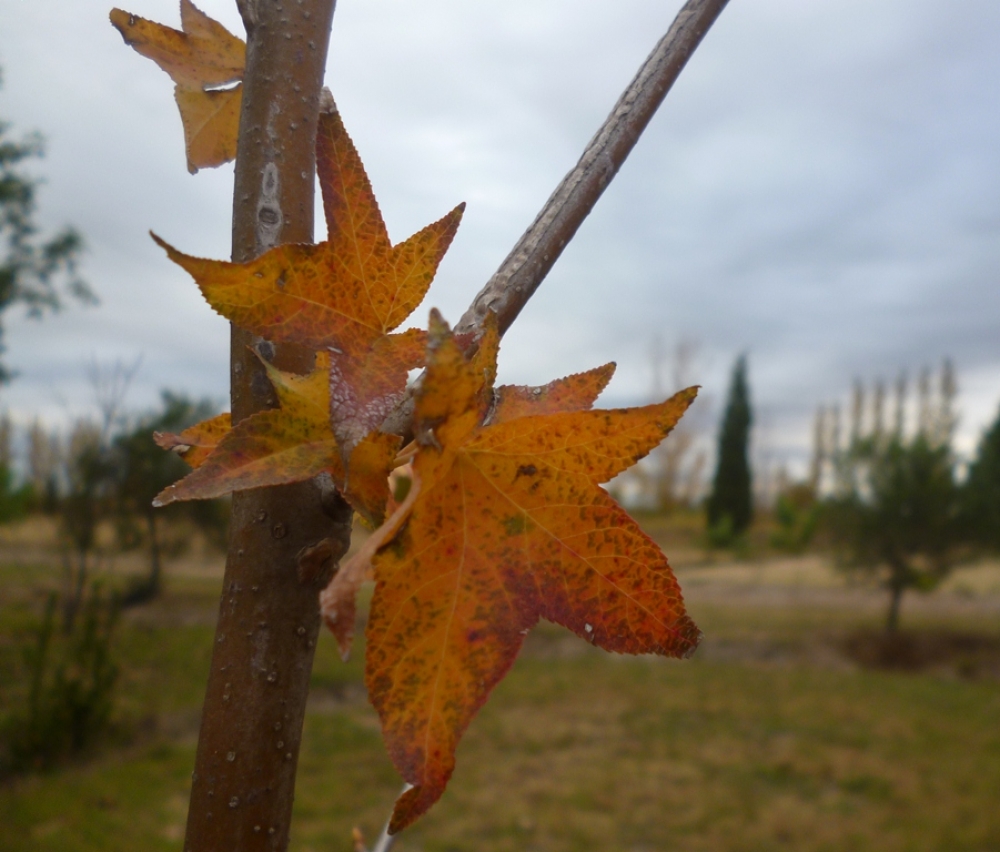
[1,1,998,850]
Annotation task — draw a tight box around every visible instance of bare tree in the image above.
[57,361,137,630]
[27,419,60,512]
[649,339,701,511]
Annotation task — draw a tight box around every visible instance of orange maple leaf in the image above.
[154,106,461,462]
[110,0,245,173]
[153,353,398,525]
[358,311,701,832]
[153,108,463,356]
[492,362,617,423]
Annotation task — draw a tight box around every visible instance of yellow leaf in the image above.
[154,353,397,525]
[110,0,245,172]
[174,86,241,173]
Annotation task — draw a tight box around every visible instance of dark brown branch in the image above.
[182,2,348,851]
[454,0,731,337]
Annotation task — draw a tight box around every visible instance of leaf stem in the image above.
[372,785,414,852]
[393,442,418,467]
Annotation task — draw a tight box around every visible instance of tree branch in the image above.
[454,0,730,337]
[383,0,730,439]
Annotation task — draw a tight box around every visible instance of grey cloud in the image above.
[0,0,998,472]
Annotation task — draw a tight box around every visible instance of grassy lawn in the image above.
[2,544,999,851]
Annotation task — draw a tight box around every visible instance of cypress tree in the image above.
[707,354,753,538]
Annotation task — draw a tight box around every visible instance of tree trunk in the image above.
[885,580,905,634]
[146,510,162,598]
[62,548,88,633]
[182,3,347,851]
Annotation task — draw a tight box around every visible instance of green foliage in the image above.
[706,354,753,541]
[704,512,738,549]
[112,392,226,605]
[770,483,820,554]
[1,584,119,776]
[821,363,964,632]
[0,463,32,522]
[962,403,1000,550]
[829,433,962,631]
[0,69,93,382]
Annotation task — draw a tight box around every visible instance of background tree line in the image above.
[0,385,229,776]
[0,388,228,616]
[614,351,1000,634]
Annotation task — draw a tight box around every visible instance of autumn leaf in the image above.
[173,86,242,172]
[154,105,461,464]
[110,0,245,173]
[153,108,464,356]
[328,328,426,450]
[154,412,232,469]
[360,311,701,832]
[153,353,398,525]
[492,362,617,424]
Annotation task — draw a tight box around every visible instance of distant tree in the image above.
[770,481,820,554]
[26,418,61,513]
[706,354,753,542]
[57,361,137,629]
[648,338,705,512]
[0,411,31,521]
[59,419,116,630]
[962,403,1000,551]
[828,363,963,632]
[1,68,93,382]
[113,392,223,604]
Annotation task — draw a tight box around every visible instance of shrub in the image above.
[0,583,119,776]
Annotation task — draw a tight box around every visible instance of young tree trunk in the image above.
[885,578,905,634]
[63,546,89,633]
[182,3,347,850]
[146,510,162,598]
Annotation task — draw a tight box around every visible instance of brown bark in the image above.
[182,2,348,851]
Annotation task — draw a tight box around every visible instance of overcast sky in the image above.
[1,0,999,477]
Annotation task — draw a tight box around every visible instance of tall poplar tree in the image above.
[707,354,753,539]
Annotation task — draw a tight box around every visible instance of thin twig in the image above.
[381,0,730,439]
[454,0,731,337]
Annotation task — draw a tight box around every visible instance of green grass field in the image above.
[2,534,999,851]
